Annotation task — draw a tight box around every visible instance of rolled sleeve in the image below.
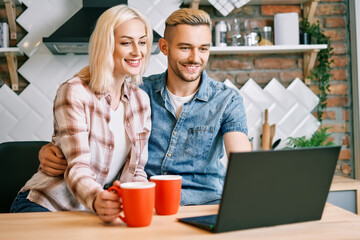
[221,92,248,136]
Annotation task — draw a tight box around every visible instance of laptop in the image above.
[178,146,341,233]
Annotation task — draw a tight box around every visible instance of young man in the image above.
[39,8,251,205]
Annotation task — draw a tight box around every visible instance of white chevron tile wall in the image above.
[128,0,181,38]
[0,0,320,150]
[225,78,320,150]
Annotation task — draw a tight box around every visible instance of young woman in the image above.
[11,5,153,222]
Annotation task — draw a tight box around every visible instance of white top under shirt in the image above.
[166,87,197,119]
[105,101,131,184]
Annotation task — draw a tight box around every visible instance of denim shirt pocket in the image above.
[184,126,215,158]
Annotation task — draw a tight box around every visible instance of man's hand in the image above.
[39,143,67,177]
[93,190,121,222]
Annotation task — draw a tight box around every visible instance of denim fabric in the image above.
[141,71,248,205]
[11,191,50,213]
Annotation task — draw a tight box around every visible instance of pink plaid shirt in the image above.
[21,77,151,212]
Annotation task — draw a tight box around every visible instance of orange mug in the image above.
[150,175,182,215]
[108,182,155,227]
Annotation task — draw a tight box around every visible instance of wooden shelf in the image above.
[210,44,327,54]
[3,0,22,40]
[185,0,312,6]
[246,0,312,5]
[187,0,319,23]
[0,47,23,91]
[1,0,22,91]
[0,47,23,56]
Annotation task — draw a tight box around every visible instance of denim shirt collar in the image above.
[155,70,210,102]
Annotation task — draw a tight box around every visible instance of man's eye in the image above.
[200,48,209,52]
[121,42,131,45]
[139,41,146,45]
[180,47,190,50]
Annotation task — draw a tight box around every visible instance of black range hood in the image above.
[43,0,160,55]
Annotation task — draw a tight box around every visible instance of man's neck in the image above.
[166,72,201,97]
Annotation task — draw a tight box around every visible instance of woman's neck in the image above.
[109,76,126,111]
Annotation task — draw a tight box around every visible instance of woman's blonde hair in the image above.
[76,5,153,93]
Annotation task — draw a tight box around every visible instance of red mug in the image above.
[150,175,182,215]
[108,182,155,227]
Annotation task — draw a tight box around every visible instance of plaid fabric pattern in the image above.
[209,0,251,16]
[21,77,151,212]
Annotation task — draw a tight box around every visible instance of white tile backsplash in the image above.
[267,102,286,125]
[240,79,273,110]
[0,106,17,139]
[19,84,52,118]
[277,103,309,135]
[264,78,297,112]
[224,78,320,150]
[128,0,182,37]
[288,78,320,112]
[0,85,28,120]
[7,110,45,141]
[33,116,53,140]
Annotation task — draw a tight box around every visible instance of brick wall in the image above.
[199,0,353,177]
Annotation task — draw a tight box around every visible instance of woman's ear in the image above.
[158,38,168,56]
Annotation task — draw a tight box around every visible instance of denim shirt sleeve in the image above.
[221,91,248,135]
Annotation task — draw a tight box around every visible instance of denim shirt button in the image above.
[163,172,167,175]
[167,153,172,157]
[173,131,177,135]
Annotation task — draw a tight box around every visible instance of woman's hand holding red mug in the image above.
[93,180,122,222]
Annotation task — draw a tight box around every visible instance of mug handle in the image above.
[108,186,126,223]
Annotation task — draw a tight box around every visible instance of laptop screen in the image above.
[179,146,341,233]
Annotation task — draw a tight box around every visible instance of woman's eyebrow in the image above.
[120,34,147,39]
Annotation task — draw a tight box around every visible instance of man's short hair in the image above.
[164,8,211,39]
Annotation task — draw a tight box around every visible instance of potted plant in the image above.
[299,18,311,44]
[287,18,335,148]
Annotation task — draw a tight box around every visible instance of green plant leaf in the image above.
[286,127,335,148]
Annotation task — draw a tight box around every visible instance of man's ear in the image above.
[158,38,168,56]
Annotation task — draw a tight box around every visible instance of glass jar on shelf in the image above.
[258,26,273,46]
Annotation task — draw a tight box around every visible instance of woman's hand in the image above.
[93,190,122,222]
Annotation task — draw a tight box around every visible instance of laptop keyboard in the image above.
[193,214,217,226]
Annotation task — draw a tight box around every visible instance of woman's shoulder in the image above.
[56,77,93,102]
[60,77,88,89]
[58,77,91,94]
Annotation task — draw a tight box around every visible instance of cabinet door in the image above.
[327,191,357,213]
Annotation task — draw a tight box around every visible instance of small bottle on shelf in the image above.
[215,20,227,47]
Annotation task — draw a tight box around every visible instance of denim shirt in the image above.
[141,71,248,205]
